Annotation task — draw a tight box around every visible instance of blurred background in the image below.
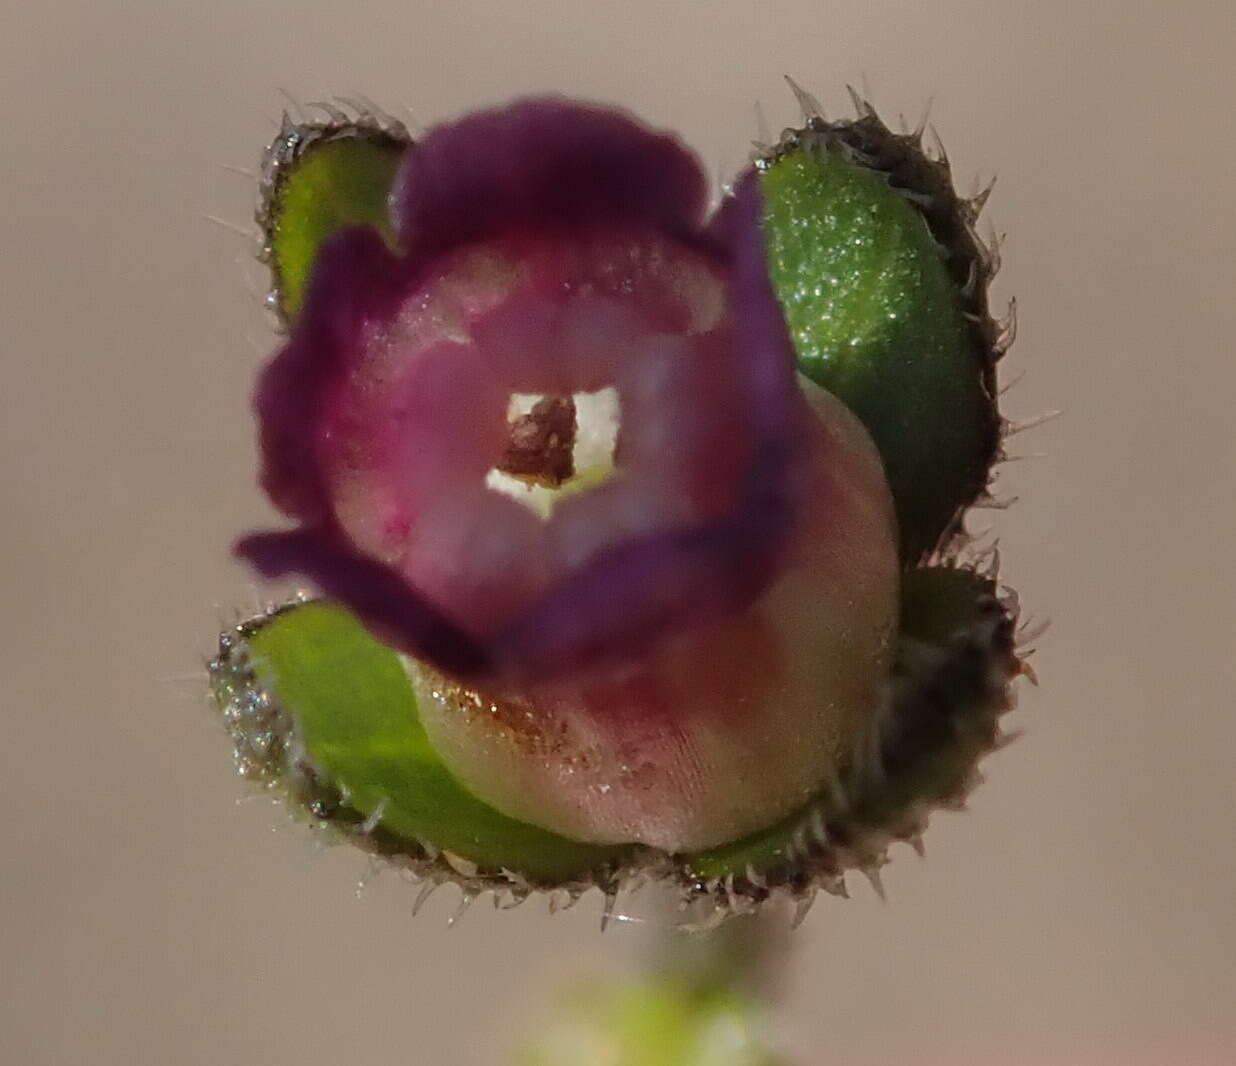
[2,1,1233,1063]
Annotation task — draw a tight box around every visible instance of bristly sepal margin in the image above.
[256,99,413,328]
[207,563,1025,925]
[208,601,649,913]
[756,89,1015,562]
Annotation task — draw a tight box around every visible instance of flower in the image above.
[235,98,901,852]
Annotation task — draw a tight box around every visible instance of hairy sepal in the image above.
[208,564,1023,922]
[757,94,1009,563]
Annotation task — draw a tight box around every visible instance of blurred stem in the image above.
[650,909,794,1007]
[515,908,795,1066]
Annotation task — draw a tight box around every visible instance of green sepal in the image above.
[758,104,1007,562]
[209,601,635,888]
[210,565,1020,914]
[258,109,411,324]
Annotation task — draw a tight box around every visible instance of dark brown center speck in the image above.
[497,395,577,488]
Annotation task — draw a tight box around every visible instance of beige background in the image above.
[3,2,1233,1064]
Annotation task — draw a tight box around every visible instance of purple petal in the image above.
[251,226,406,525]
[237,102,810,686]
[490,179,812,680]
[390,97,710,260]
[237,528,490,677]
